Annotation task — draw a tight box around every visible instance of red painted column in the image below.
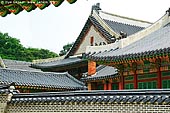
[104,83,107,90]
[157,67,162,89]
[88,61,96,76]
[119,75,124,90]
[88,83,92,90]
[108,80,112,90]
[134,70,138,89]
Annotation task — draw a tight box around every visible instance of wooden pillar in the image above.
[134,70,138,89]
[88,61,96,76]
[108,80,112,90]
[156,59,162,89]
[104,83,107,90]
[157,67,162,89]
[88,82,92,90]
[119,73,124,90]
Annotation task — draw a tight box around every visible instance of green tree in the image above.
[0,32,58,62]
[59,42,74,56]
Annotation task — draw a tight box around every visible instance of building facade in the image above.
[83,8,170,91]
[31,3,151,80]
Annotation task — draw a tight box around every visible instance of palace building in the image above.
[1,2,170,113]
[83,8,170,91]
[31,3,151,80]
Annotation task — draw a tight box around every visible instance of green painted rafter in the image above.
[0,0,77,17]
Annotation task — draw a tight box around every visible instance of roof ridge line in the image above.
[121,12,170,48]
[0,67,68,75]
[105,19,144,28]
[92,10,120,38]
[100,11,153,24]
[32,56,65,64]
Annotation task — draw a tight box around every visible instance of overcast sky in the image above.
[0,0,169,54]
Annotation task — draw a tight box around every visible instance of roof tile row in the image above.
[10,90,170,105]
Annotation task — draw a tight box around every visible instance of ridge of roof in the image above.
[31,57,87,69]
[0,67,67,75]
[100,11,153,25]
[121,12,170,48]
[2,59,41,71]
[10,89,170,105]
[3,59,31,64]
[32,55,65,64]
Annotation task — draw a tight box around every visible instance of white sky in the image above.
[0,0,169,54]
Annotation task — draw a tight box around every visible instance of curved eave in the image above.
[81,73,119,82]
[0,82,85,91]
[83,47,170,64]
[31,59,88,70]
[0,0,77,17]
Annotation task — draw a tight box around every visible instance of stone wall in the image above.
[6,103,170,113]
[0,94,8,113]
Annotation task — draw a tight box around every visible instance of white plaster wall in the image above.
[74,25,108,55]
[86,40,122,53]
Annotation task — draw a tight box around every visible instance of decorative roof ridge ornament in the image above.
[91,3,101,15]
[0,56,6,68]
[166,8,170,16]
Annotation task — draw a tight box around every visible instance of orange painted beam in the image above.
[88,61,96,76]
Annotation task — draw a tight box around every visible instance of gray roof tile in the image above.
[82,65,118,81]
[0,84,9,94]
[31,57,87,69]
[2,59,41,71]
[9,89,170,105]
[0,68,85,90]
[84,23,170,61]
[104,19,144,36]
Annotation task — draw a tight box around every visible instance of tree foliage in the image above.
[59,42,74,56]
[0,32,58,62]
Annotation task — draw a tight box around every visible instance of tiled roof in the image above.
[10,89,170,105]
[0,84,9,94]
[0,68,86,90]
[104,19,144,36]
[0,0,77,17]
[66,12,148,58]
[65,16,116,58]
[83,23,170,63]
[2,59,41,71]
[31,57,87,69]
[99,11,152,27]
[82,65,118,81]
